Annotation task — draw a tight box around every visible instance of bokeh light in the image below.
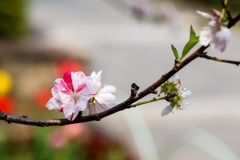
[0,70,12,96]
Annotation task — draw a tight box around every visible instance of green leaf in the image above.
[180,36,199,61]
[189,25,196,40]
[171,44,179,59]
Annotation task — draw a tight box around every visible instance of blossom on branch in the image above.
[46,71,96,121]
[88,71,117,115]
[46,71,117,121]
[197,9,232,52]
[160,75,191,116]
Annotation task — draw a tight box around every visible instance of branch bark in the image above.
[0,46,207,127]
[0,8,239,127]
[199,54,240,66]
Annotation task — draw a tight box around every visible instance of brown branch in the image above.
[0,46,207,127]
[199,54,240,66]
[220,0,240,28]
[228,13,240,28]
[1,6,240,127]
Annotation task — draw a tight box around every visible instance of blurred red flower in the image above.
[34,87,52,109]
[54,59,85,78]
[0,96,14,114]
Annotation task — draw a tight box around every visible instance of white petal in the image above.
[211,27,231,52]
[96,93,117,107]
[199,27,212,46]
[90,70,102,82]
[62,97,86,121]
[170,74,179,83]
[66,112,79,121]
[46,97,61,110]
[185,90,192,96]
[88,102,109,115]
[180,88,192,98]
[161,105,173,117]
[51,88,59,97]
[99,85,116,94]
[54,78,62,86]
[88,90,117,115]
[89,77,101,91]
[90,71,97,77]
[78,76,97,97]
[71,71,85,91]
[75,96,89,111]
[196,10,214,19]
[50,89,61,104]
[62,101,75,118]
[212,40,226,52]
[209,19,217,27]
[47,88,72,111]
[88,103,97,115]
[80,83,97,97]
[58,91,72,104]
[216,26,232,42]
[95,70,102,81]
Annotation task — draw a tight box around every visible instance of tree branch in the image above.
[131,96,168,108]
[0,46,207,127]
[0,6,239,127]
[228,13,240,28]
[220,0,240,28]
[199,54,240,66]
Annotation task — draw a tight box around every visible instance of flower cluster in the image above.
[46,71,117,121]
[160,75,191,116]
[197,9,232,52]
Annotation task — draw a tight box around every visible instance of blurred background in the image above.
[0,0,240,159]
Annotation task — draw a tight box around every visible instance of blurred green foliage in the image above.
[0,0,27,39]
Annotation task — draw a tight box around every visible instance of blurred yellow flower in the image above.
[0,70,12,95]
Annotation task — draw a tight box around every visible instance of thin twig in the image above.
[131,96,166,108]
[199,54,240,66]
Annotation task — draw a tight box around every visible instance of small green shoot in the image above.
[171,44,179,60]
[171,25,199,62]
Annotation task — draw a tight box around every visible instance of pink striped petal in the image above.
[53,79,61,91]
[63,72,74,91]
[196,10,213,19]
[76,83,87,93]
[220,41,227,52]
[69,113,74,121]
[53,84,60,91]
[211,9,221,18]
[60,79,71,94]
[80,72,85,78]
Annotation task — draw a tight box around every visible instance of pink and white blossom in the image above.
[197,9,232,52]
[46,71,96,121]
[46,70,117,120]
[87,71,117,115]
